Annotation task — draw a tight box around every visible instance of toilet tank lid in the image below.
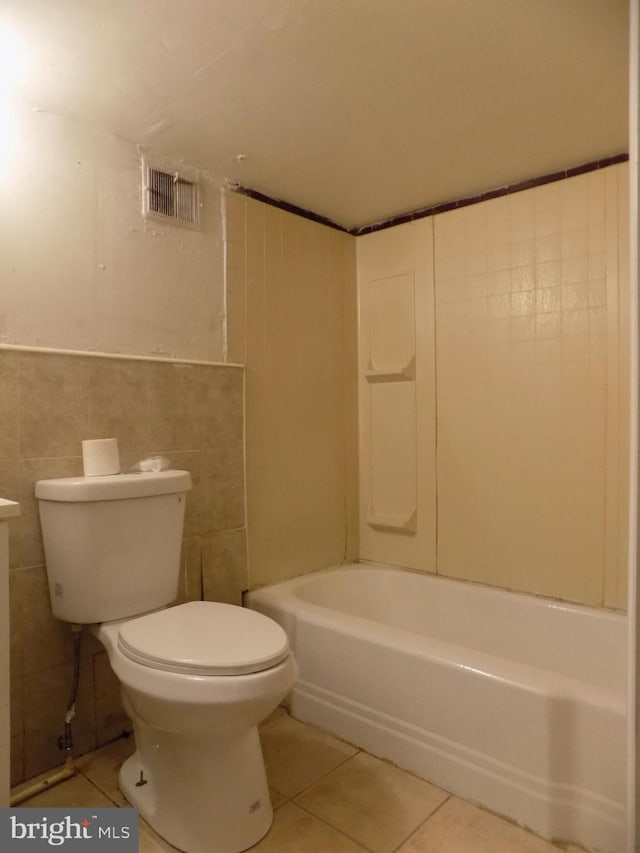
[35,470,192,502]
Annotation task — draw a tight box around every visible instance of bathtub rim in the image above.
[248,559,628,621]
[246,561,627,706]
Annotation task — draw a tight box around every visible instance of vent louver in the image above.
[143,161,200,228]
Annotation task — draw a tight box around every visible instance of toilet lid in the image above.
[117,601,290,676]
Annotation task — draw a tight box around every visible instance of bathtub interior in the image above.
[290,564,626,692]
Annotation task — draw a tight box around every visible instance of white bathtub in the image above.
[247,562,627,853]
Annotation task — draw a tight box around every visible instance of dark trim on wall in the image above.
[229,152,629,237]
[229,183,350,233]
[355,153,629,235]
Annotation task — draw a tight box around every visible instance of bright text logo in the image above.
[2,809,138,851]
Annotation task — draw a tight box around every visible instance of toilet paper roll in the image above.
[82,438,121,477]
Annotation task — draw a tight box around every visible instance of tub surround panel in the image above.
[357,163,628,609]
[605,163,631,609]
[3,348,246,783]
[368,382,417,532]
[232,185,348,234]
[225,192,358,588]
[357,220,437,571]
[366,273,418,533]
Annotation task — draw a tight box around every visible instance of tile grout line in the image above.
[286,746,363,801]
[389,792,452,852]
[282,738,454,853]
[291,798,378,853]
[20,739,578,852]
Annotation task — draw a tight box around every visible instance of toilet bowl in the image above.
[35,470,298,853]
[95,601,297,853]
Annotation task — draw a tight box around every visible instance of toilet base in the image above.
[119,725,273,853]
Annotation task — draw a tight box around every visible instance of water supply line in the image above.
[10,624,82,806]
[60,623,82,757]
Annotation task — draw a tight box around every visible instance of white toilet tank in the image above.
[36,470,191,624]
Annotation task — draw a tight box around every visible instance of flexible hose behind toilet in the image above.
[59,624,82,758]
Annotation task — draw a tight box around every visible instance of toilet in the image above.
[35,470,297,853]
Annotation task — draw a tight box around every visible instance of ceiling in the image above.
[3,0,630,229]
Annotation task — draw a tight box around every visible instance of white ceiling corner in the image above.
[4,0,629,229]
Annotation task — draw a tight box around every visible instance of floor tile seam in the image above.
[271,793,292,810]
[289,746,448,853]
[390,791,452,852]
[258,716,286,732]
[74,767,124,808]
[291,799,378,853]
[287,746,363,799]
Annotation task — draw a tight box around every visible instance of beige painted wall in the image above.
[225,192,358,587]
[0,100,226,362]
[357,164,629,609]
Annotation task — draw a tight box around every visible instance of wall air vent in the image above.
[142,159,200,229]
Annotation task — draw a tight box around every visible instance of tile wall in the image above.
[435,165,628,607]
[1,348,246,784]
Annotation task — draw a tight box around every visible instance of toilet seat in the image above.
[117,600,290,676]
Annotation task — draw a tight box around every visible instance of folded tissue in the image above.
[129,456,171,473]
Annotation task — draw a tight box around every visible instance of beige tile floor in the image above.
[12,709,588,853]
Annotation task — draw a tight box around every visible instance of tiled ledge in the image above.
[0,343,243,369]
[0,500,19,521]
